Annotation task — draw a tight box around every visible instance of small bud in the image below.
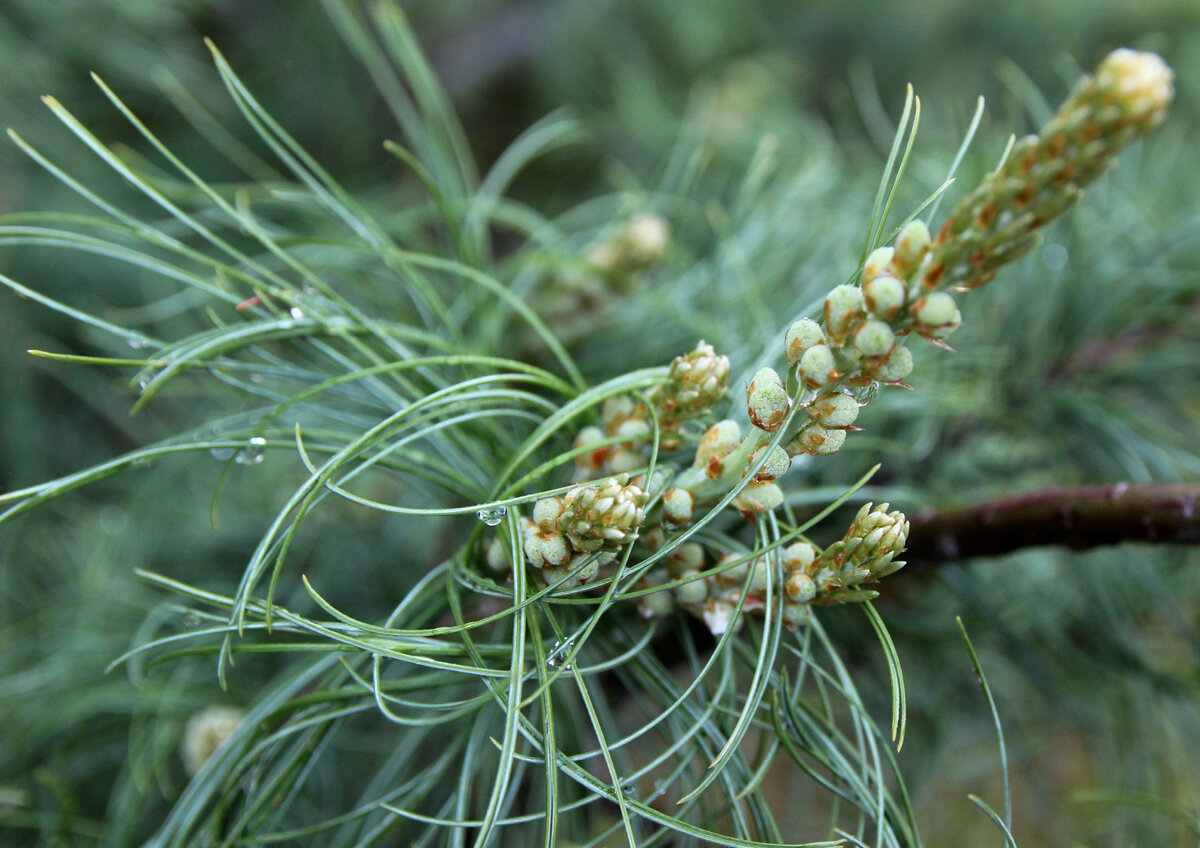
[733,480,784,514]
[614,418,651,441]
[784,318,826,366]
[824,284,867,343]
[782,601,814,628]
[573,425,608,474]
[662,487,696,526]
[485,537,512,572]
[862,246,895,284]
[674,570,709,606]
[854,319,896,357]
[788,423,847,456]
[667,542,706,576]
[525,532,572,568]
[798,344,838,388]
[892,220,931,276]
[911,291,962,338]
[807,391,859,429]
[606,448,644,474]
[748,444,791,481]
[872,344,914,383]
[640,525,665,551]
[1095,49,1174,131]
[862,274,907,321]
[182,706,244,776]
[781,541,819,573]
[618,212,670,269]
[747,367,791,431]
[715,551,748,588]
[694,419,742,476]
[532,497,564,529]
[784,572,817,604]
[638,585,676,618]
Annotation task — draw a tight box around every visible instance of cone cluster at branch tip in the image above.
[630,501,910,634]
[574,341,729,477]
[503,48,1171,620]
[926,48,1173,292]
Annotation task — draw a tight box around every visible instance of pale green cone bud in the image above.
[824,284,867,344]
[524,531,573,568]
[662,487,696,527]
[617,212,670,270]
[541,558,598,591]
[854,319,896,357]
[782,601,814,628]
[891,220,931,277]
[782,541,819,574]
[614,418,651,441]
[784,571,817,604]
[911,291,962,338]
[798,344,838,388]
[862,274,906,321]
[573,426,608,475]
[660,341,731,420]
[748,444,791,481]
[694,419,742,477]
[638,584,676,618]
[715,551,748,589]
[556,475,647,553]
[747,367,791,431]
[639,525,665,551]
[784,318,826,366]
[606,448,645,474]
[1094,49,1174,132]
[871,344,914,383]
[862,246,895,284]
[485,537,512,572]
[808,390,859,429]
[602,395,638,425]
[666,541,706,576]
[532,496,565,529]
[744,556,770,596]
[182,706,244,776]
[674,570,709,606]
[733,480,784,514]
[788,422,847,456]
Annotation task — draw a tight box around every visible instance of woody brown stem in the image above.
[904,483,1200,567]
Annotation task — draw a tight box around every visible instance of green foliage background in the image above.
[1,1,1198,846]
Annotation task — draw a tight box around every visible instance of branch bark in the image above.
[904,482,1200,567]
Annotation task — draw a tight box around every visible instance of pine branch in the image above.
[904,482,1200,566]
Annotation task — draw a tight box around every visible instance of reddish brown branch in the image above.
[904,483,1200,567]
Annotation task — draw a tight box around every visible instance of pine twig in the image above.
[904,483,1200,566]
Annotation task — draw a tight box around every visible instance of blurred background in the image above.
[2,1,1199,845]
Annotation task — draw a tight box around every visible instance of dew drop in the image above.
[128,338,150,350]
[1042,243,1069,271]
[852,380,880,407]
[235,436,267,465]
[183,613,202,628]
[546,638,574,670]
[289,307,304,319]
[477,506,508,526]
[210,446,236,461]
